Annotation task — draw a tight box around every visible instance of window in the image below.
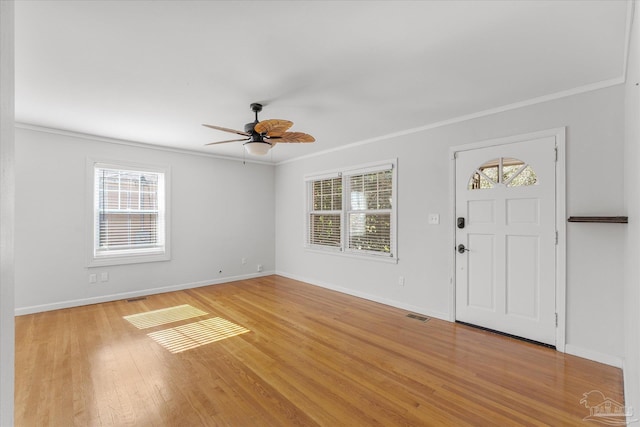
[305,161,397,261]
[309,175,342,248]
[347,169,393,253]
[89,161,170,266]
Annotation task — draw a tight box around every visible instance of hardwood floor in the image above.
[15,275,623,426]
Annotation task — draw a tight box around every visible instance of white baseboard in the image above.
[276,270,450,321]
[623,358,640,425]
[565,344,623,368]
[14,271,275,316]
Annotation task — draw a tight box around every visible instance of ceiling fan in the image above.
[203,103,315,155]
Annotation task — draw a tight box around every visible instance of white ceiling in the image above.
[15,1,630,163]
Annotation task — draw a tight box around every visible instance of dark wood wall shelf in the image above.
[567,216,628,223]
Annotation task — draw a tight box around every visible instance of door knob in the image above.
[457,244,469,254]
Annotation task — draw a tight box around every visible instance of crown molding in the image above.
[277,76,624,166]
[14,123,274,166]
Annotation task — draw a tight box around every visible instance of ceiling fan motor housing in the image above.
[244,122,268,143]
[245,102,265,138]
[244,122,256,133]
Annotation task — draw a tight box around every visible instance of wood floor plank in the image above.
[15,275,624,426]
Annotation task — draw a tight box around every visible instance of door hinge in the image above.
[555,312,558,327]
[554,147,558,162]
[555,231,558,245]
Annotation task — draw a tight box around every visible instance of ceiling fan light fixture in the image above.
[244,141,272,156]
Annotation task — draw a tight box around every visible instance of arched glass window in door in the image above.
[468,157,537,190]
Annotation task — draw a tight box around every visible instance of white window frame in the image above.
[305,171,344,253]
[305,159,397,263]
[87,159,171,267]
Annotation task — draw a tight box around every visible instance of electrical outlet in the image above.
[398,276,405,286]
[241,258,247,265]
[89,274,97,284]
[428,213,440,225]
[100,272,109,282]
[257,264,263,272]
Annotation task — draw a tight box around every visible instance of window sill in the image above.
[304,247,398,264]
[89,252,170,267]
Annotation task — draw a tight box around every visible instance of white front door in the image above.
[455,136,557,345]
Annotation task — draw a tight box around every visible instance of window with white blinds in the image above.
[305,160,397,261]
[308,175,343,249]
[347,169,393,254]
[90,162,170,266]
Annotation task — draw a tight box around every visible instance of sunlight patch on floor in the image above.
[123,304,207,329]
[147,317,250,353]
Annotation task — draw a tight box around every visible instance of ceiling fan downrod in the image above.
[250,103,262,121]
[245,103,263,133]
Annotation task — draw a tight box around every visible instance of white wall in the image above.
[14,127,276,313]
[275,85,626,365]
[0,1,15,425]
[624,0,640,419]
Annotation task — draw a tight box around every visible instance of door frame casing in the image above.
[448,128,566,352]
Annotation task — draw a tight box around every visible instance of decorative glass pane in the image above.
[482,167,499,183]
[507,165,537,187]
[468,157,537,190]
[502,158,525,182]
[468,171,495,190]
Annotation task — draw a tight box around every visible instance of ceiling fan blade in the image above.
[267,132,315,143]
[202,124,250,137]
[205,138,249,146]
[254,119,293,137]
